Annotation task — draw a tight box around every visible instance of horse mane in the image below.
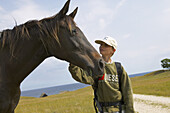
[0,20,44,56]
[0,14,76,56]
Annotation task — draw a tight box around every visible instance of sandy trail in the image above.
[133,94,170,113]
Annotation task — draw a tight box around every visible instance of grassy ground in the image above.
[131,70,170,97]
[15,70,170,113]
[16,87,95,113]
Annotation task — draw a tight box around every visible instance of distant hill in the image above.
[129,71,151,78]
[131,70,170,97]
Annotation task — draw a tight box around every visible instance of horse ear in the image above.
[58,0,70,18]
[69,7,78,19]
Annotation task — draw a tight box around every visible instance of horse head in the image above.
[41,0,104,77]
[0,1,105,113]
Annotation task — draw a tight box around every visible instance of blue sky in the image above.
[0,0,170,91]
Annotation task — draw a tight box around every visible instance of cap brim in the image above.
[95,40,112,47]
[95,40,104,44]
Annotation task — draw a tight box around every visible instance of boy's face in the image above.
[99,42,115,57]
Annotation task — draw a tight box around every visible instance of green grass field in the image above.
[16,87,95,113]
[15,70,170,113]
[131,70,170,97]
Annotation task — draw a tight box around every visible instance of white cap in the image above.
[95,36,117,50]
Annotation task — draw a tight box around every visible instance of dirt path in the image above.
[133,94,170,113]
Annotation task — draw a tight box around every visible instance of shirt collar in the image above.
[105,60,113,64]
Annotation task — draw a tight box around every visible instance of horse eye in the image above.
[72,29,77,35]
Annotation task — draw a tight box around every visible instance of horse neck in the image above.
[1,34,48,85]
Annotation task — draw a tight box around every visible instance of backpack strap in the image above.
[115,62,123,92]
[115,62,124,113]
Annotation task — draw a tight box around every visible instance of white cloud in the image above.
[11,0,51,25]
[148,46,158,50]
[162,8,170,25]
[0,9,14,30]
[84,0,127,28]
[122,33,131,39]
[99,18,106,29]
[113,0,127,17]
[85,1,112,22]
[163,8,170,13]
[0,0,52,31]
[0,6,4,11]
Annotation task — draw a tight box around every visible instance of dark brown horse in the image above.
[0,0,104,113]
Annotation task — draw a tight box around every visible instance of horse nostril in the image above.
[99,59,104,70]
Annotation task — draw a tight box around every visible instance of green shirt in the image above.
[69,62,135,113]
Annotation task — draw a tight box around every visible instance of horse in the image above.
[0,0,104,113]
